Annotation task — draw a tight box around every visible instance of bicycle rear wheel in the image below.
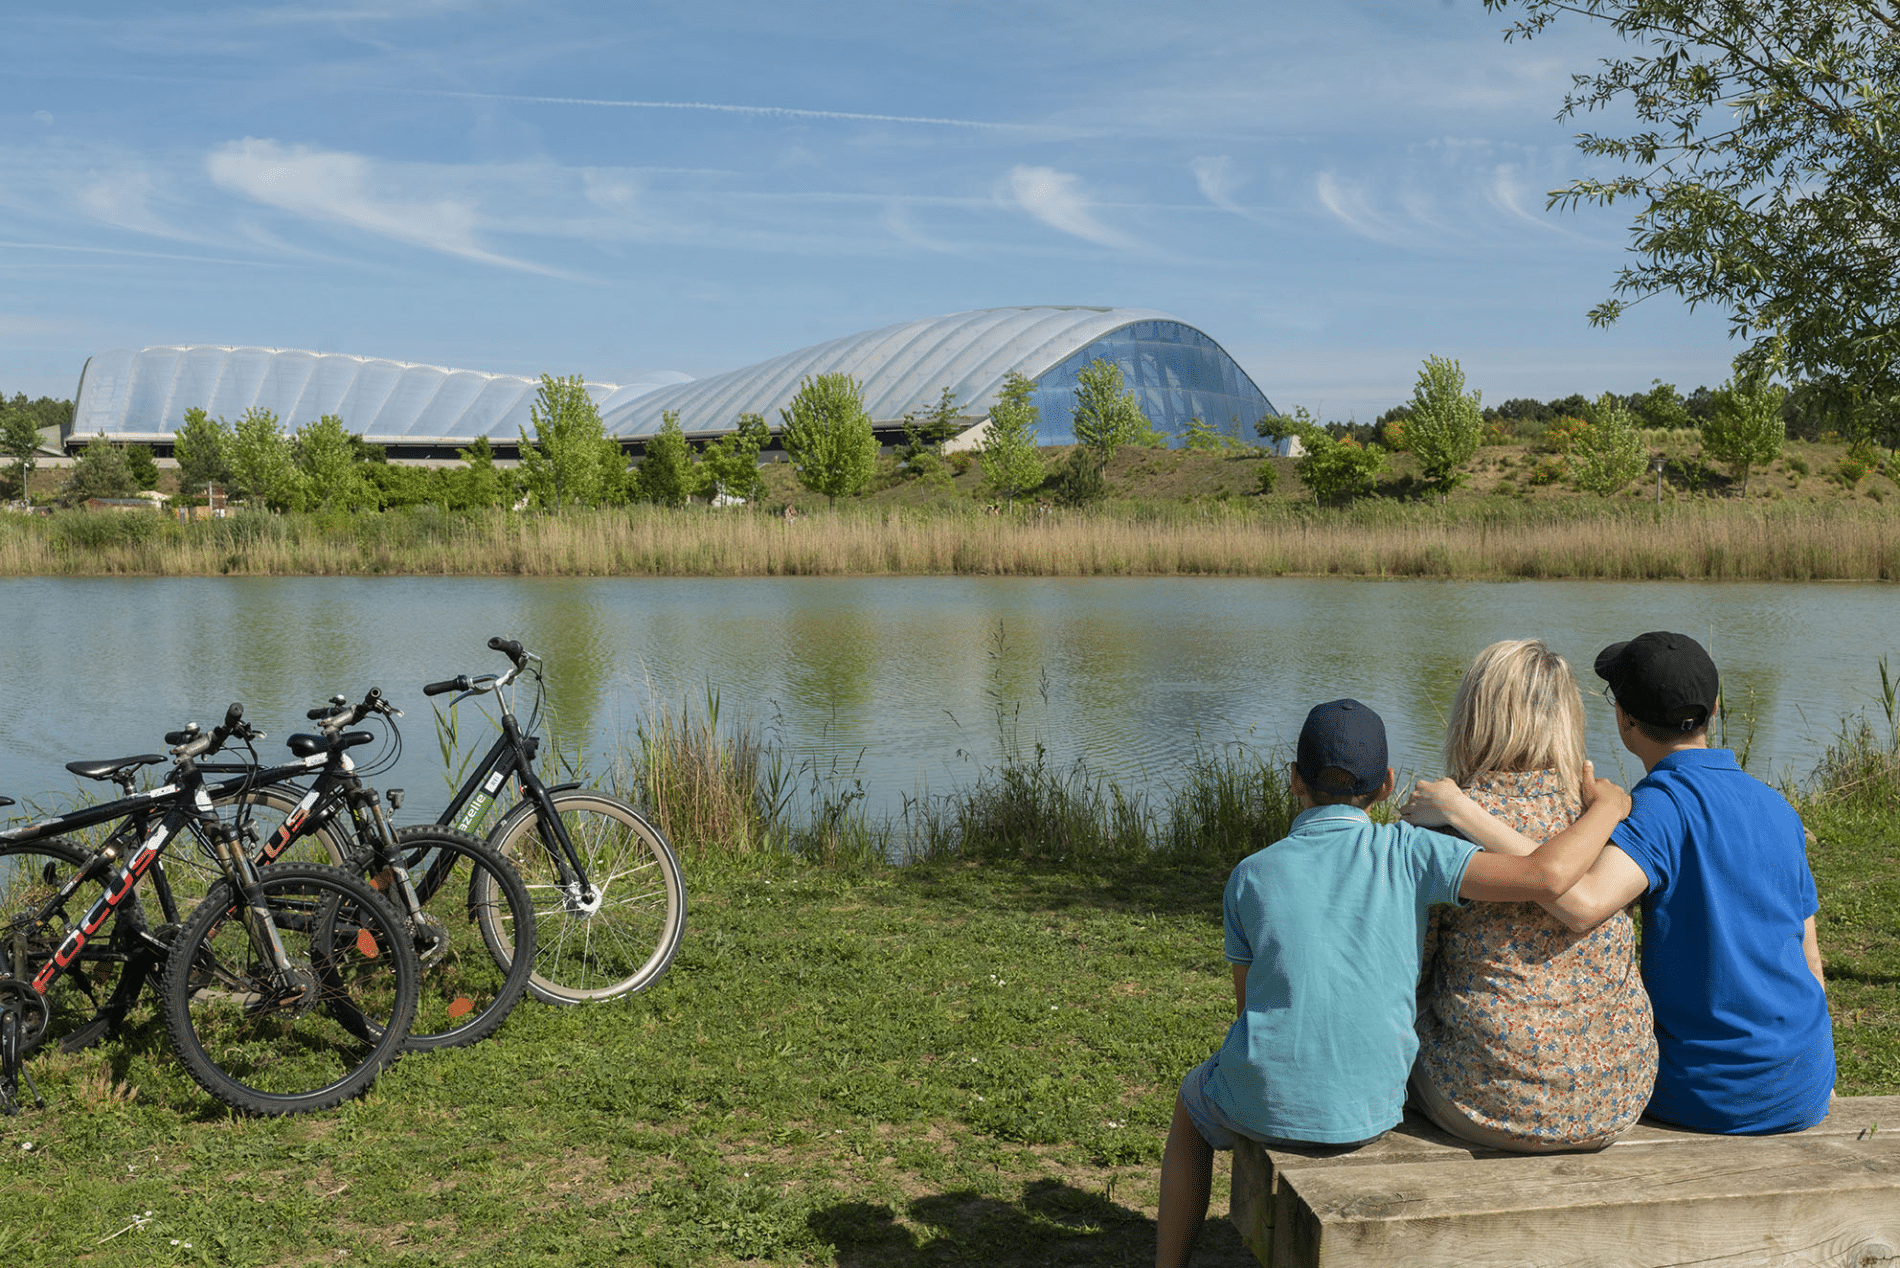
[159,863,417,1115]
[483,791,685,1004]
[0,839,137,1054]
[385,826,535,1051]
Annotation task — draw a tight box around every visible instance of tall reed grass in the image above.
[4,499,1898,579]
[618,662,1898,875]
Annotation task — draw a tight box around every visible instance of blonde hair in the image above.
[1445,639,1586,798]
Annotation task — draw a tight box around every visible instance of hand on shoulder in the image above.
[1399,777,1468,828]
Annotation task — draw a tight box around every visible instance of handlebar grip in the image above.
[488,636,525,665]
[306,706,334,720]
[423,677,466,696]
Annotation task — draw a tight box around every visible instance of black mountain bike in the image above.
[213,687,537,1052]
[0,706,419,1116]
[424,637,686,1005]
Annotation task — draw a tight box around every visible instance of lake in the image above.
[0,576,1892,825]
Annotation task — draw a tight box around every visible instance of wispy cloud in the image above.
[0,238,276,267]
[1003,166,1142,251]
[1314,171,1412,247]
[205,138,566,275]
[403,89,1036,132]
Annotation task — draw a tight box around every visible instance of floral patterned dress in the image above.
[1415,769,1657,1148]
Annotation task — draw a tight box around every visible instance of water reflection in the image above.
[0,576,1890,822]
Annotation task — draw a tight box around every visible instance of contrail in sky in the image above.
[404,89,1035,130]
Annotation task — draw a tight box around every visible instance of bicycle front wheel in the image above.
[483,792,685,1005]
[389,826,535,1051]
[160,863,418,1115]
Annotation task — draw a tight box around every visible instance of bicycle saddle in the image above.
[285,731,376,758]
[65,754,166,782]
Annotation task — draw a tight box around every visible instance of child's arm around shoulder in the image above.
[1450,773,1632,904]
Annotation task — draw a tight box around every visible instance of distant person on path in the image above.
[1156,698,1631,1268]
[1410,639,1656,1152]
[1403,631,1834,1135]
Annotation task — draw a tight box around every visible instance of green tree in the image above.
[1568,393,1650,497]
[780,373,878,509]
[123,444,160,491]
[1631,380,1691,431]
[172,407,232,495]
[1404,355,1483,499]
[978,371,1046,505]
[518,374,610,510]
[60,435,138,504]
[897,386,962,477]
[1071,358,1158,475]
[1,396,43,505]
[294,415,375,510]
[632,410,695,508]
[1490,0,1900,409]
[1702,371,1787,497]
[698,412,770,504]
[448,435,507,510]
[227,406,305,510]
[1274,409,1386,505]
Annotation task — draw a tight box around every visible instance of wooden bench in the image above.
[1229,1095,1900,1267]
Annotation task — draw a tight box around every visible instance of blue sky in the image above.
[2,1,1742,422]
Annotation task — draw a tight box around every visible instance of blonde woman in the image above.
[1405,639,1656,1152]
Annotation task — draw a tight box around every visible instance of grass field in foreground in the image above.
[4,800,1897,1268]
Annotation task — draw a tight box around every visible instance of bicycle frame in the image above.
[432,701,592,898]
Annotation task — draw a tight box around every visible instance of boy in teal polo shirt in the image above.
[1406,632,1834,1135]
[1156,699,1630,1268]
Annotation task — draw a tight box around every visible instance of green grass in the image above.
[5,687,1897,1266]
[0,856,1266,1267]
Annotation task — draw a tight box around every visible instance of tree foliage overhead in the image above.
[780,372,878,508]
[1490,0,1900,416]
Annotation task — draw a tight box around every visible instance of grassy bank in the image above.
[5,497,1900,580]
[5,687,1895,1266]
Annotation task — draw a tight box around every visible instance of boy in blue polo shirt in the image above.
[1156,699,1630,1268]
[1406,632,1834,1135]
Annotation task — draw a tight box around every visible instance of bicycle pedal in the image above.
[58,1014,114,1054]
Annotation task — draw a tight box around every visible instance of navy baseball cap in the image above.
[1296,699,1389,796]
[1594,631,1720,732]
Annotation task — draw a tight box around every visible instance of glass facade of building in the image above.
[1027,319,1275,446]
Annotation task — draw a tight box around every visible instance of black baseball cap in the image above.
[1296,698,1389,796]
[1594,631,1720,732]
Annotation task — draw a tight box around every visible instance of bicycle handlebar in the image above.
[172,702,256,760]
[423,676,469,697]
[309,687,402,734]
[488,636,526,666]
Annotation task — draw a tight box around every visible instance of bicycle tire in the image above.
[159,862,418,1115]
[385,826,535,1051]
[220,785,355,868]
[0,838,137,1054]
[482,791,686,1005]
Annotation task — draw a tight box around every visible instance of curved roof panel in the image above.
[600,306,1194,438]
[72,346,690,446]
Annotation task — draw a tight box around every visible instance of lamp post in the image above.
[1649,454,1667,503]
